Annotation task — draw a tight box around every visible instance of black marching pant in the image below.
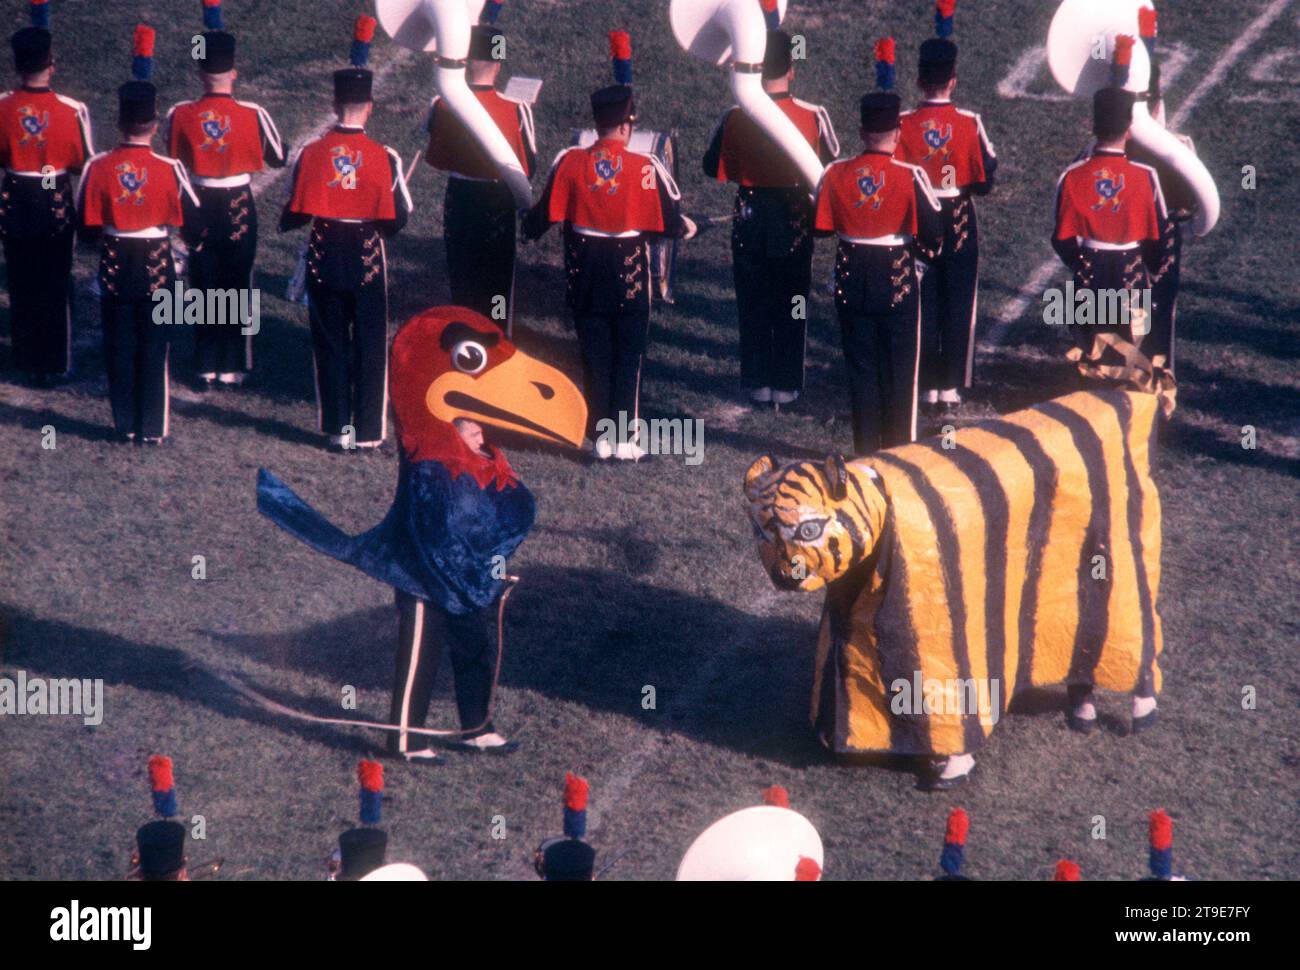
[191,184,258,376]
[919,195,979,392]
[574,309,648,442]
[305,222,388,444]
[444,178,517,330]
[731,186,815,393]
[387,592,496,754]
[2,172,76,377]
[101,297,170,439]
[835,241,921,455]
[734,249,812,393]
[1148,221,1181,374]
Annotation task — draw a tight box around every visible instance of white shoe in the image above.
[924,389,939,404]
[749,386,772,404]
[217,372,245,385]
[1132,695,1157,719]
[771,389,799,405]
[938,388,962,405]
[614,441,648,461]
[939,752,976,780]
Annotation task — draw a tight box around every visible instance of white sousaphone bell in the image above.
[1046,0,1219,236]
[670,0,825,191]
[676,805,824,881]
[374,0,533,209]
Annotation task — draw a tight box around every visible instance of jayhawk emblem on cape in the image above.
[327,145,362,188]
[589,148,622,195]
[17,105,48,146]
[198,110,231,152]
[115,162,148,205]
[853,165,886,210]
[921,120,952,163]
[1091,167,1125,212]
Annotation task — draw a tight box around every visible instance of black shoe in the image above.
[1066,711,1097,734]
[1131,709,1159,735]
[918,761,976,792]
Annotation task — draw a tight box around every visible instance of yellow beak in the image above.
[427,349,587,448]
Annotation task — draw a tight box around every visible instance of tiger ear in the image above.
[744,454,779,500]
[824,454,849,502]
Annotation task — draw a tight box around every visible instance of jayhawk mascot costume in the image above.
[257,306,585,763]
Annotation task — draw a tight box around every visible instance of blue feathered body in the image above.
[257,459,536,615]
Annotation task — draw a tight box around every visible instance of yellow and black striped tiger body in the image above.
[744,387,1164,756]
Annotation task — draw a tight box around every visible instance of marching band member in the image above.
[813,46,943,456]
[523,33,693,462]
[534,773,598,881]
[0,1,92,385]
[166,0,285,388]
[702,24,838,409]
[129,755,190,881]
[1129,10,1195,375]
[424,0,535,332]
[280,16,412,452]
[77,26,200,445]
[1052,77,1167,393]
[895,1,996,415]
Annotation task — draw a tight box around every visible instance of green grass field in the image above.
[1,0,1297,881]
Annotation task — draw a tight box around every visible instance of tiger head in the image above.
[743,453,888,592]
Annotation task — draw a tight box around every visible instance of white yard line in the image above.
[986,0,1295,344]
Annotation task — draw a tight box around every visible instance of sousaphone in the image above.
[1046,0,1219,235]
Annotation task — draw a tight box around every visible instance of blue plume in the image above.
[360,789,382,826]
[563,805,587,839]
[940,843,964,876]
[875,61,895,91]
[203,2,224,31]
[31,1,50,30]
[152,788,177,818]
[483,1,504,26]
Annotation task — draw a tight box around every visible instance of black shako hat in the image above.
[762,29,792,81]
[1093,87,1135,138]
[918,37,957,86]
[11,26,51,75]
[539,838,597,881]
[136,820,186,879]
[469,25,503,62]
[591,84,635,128]
[199,31,236,74]
[334,68,373,105]
[118,80,158,126]
[860,91,901,133]
[338,827,387,879]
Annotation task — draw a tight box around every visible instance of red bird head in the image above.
[389,307,587,488]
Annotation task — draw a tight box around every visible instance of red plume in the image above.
[763,785,790,808]
[795,856,822,881]
[944,807,969,846]
[133,25,156,59]
[147,754,173,792]
[759,0,779,13]
[357,759,384,793]
[564,772,589,811]
[1138,8,1158,40]
[1114,34,1135,67]
[1054,860,1082,881]
[936,0,957,18]
[1149,809,1173,851]
[874,37,895,65]
[354,15,377,43]
[608,30,631,62]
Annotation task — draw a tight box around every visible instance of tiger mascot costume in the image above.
[744,387,1166,790]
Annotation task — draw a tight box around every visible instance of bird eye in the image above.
[451,340,488,375]
[797,521,825,542]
